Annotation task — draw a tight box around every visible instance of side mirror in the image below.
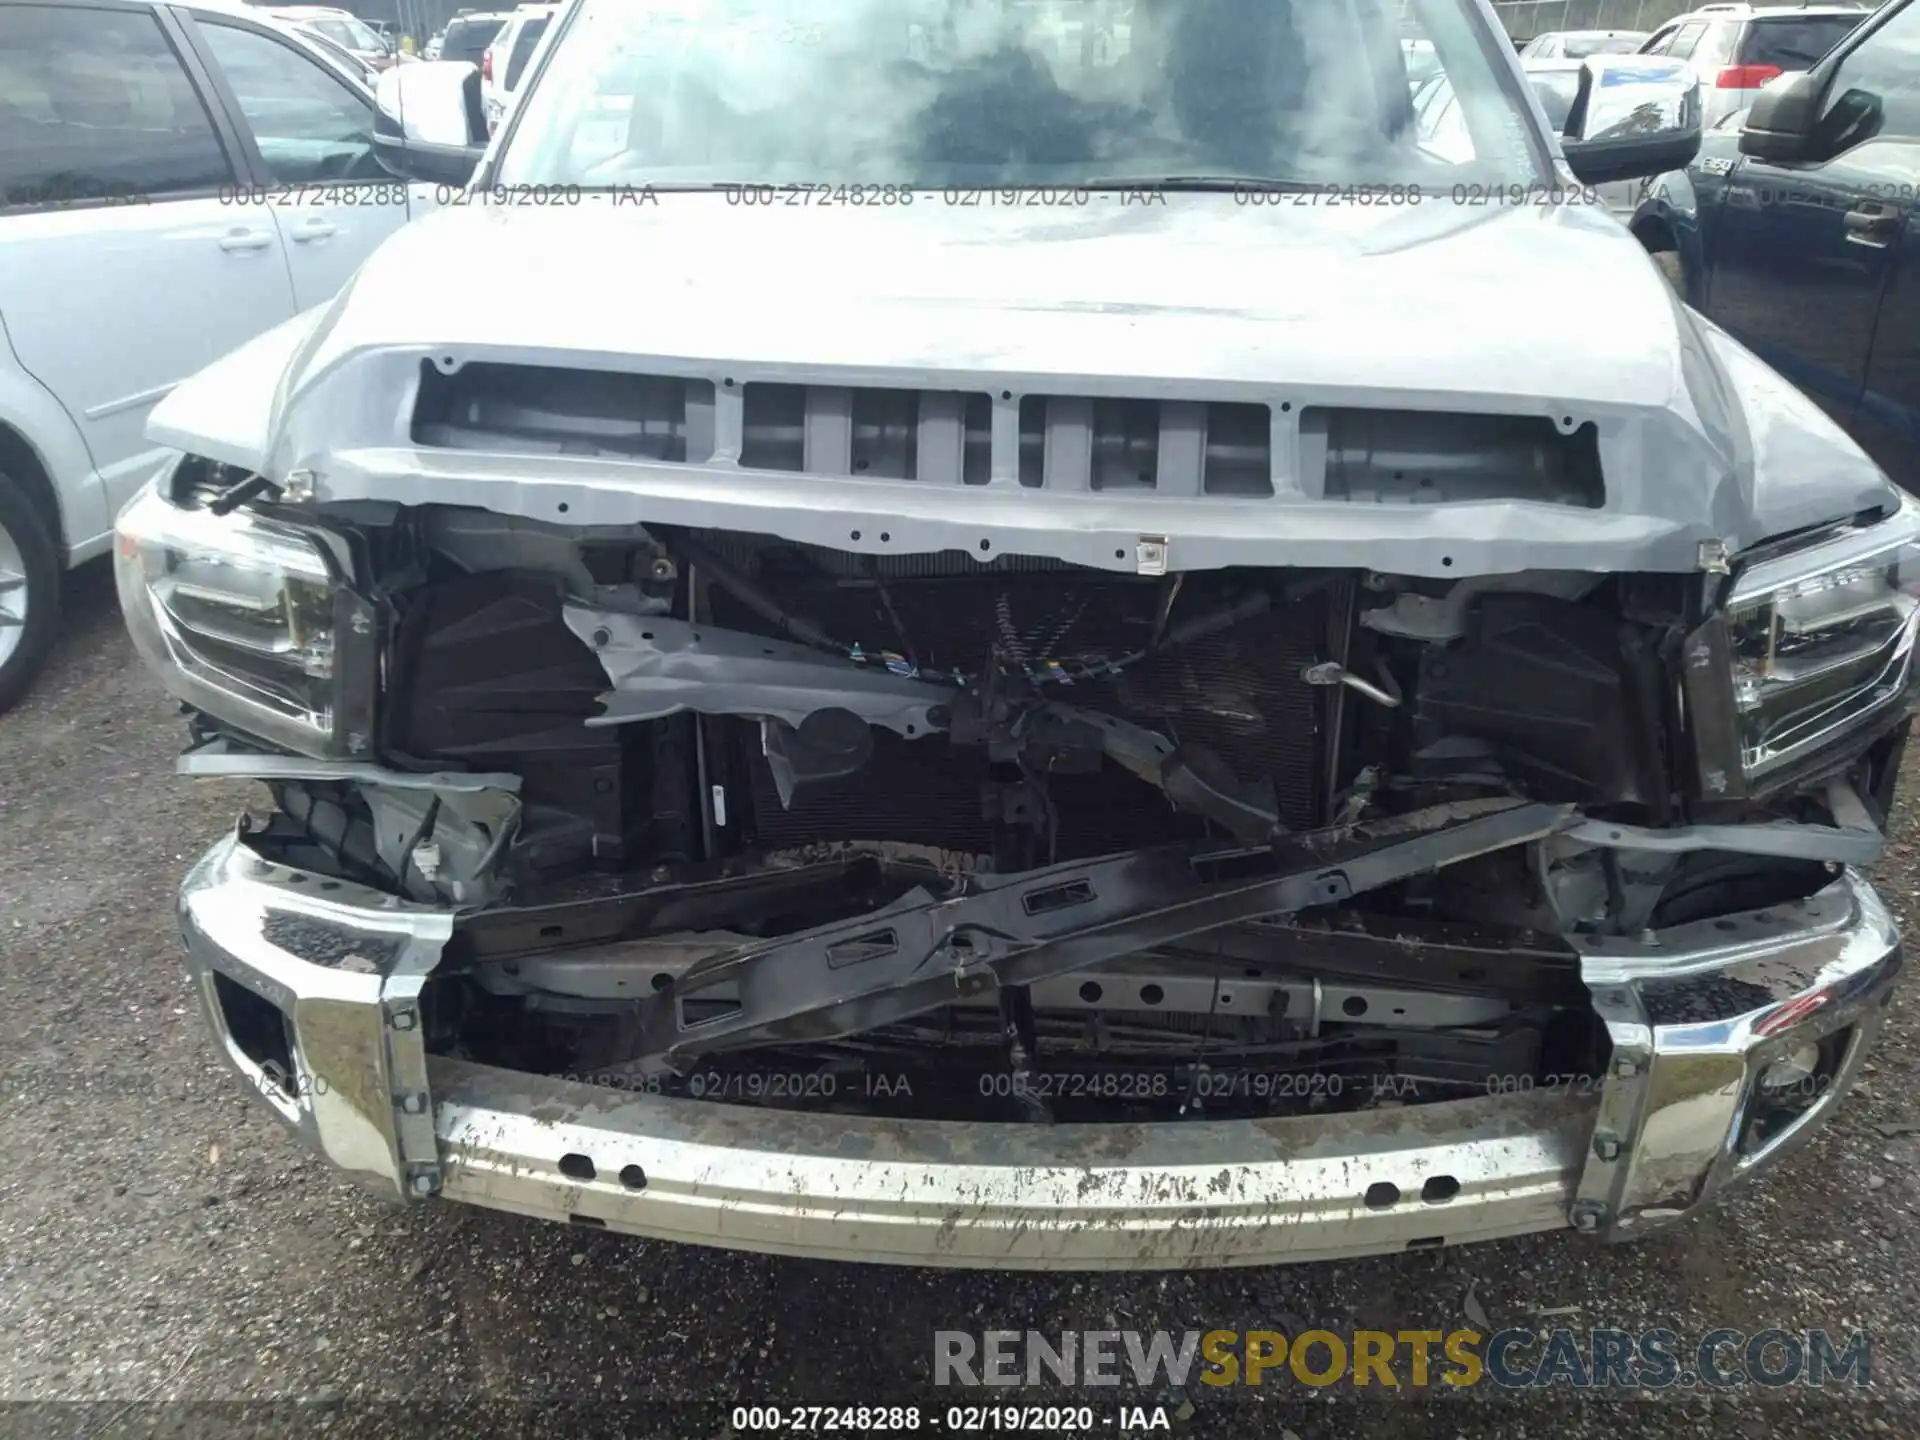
[1737,71,1825,161]
[1741,74,1884,163]
[373,63,487,187]
[1561,54,1703,186]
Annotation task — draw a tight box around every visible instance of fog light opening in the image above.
[212,971,295,1097]
[1758,1043,1822,1094]
[1741,1029,1851,1156]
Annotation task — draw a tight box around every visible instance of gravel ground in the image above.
[4,563,1919,1438]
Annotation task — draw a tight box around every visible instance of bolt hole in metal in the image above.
[1079,981,1103,1003]
[619,1164,648,1191]
[651,972,672,992]
[1364,1182,1401,1209]
[1421,1175,1461,1204]
[0,515,29,668]
[1342,995,1368,1017]
[1139,983,1165,1006]
[558,1152,596,1182]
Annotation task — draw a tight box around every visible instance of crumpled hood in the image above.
[149,193,1896,577]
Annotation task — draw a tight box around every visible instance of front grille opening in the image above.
[742,384,991,482]
[1017,397,1273,494]
[212,971,295,1098]
[1203,402,1275,496]
[412,361,714,462]
[1307,406,1605,508]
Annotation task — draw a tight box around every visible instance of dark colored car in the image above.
[1632,0,1918,493]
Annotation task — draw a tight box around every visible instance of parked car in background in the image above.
[437,9,509,72]
[287,18,380,86]
[480,2,559,132]
[1632,0,1917,493]
[424,25,444,57]
[1519,56,1584,130]
[0,0,433,709]
[1636,3,1873,128]
[265,5,402,72]
[1518,29,1649,59]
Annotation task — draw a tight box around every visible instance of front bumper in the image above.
[181,831,1900,1268]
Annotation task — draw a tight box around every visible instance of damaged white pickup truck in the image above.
[115,0,1914,1268]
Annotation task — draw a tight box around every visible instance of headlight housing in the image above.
[1689,493,1920,795]
[114,477,378,758]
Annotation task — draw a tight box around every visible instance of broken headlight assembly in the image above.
[1689,493,1920,796]
[114,477,377,759]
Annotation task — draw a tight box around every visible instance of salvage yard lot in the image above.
[3,564,1920,1436]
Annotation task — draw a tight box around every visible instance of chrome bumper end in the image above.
[1575,871,1901,1239]
[180,829,1898,1267]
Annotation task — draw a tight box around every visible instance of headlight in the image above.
[1690,493,1920,794]
[114,477,377,758]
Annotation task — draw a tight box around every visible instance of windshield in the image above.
[302,29,368,72]
[496,0,1545,189]
[311,16,383,51]
[1561,33,1643,59]
[1739,15,1864,70]
[1401,39,1442,86]
[442,17,506,64]
[507,14,554,88]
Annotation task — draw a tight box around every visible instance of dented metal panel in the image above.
[144,200,1897,580]
[431,1061,1591,1268]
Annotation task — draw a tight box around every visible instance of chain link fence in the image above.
[1490,0,1703,43]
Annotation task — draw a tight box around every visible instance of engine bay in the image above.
[193,503,1901,1124]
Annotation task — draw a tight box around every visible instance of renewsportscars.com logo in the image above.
[934,1328,1873,1390]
